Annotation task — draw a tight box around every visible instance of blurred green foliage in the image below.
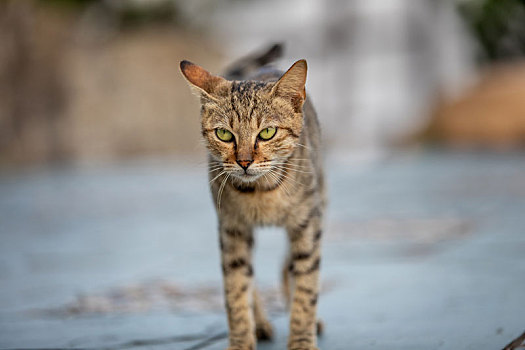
[119,3,178,28]
[41,0,179,28]
[42,0,98,11]
[459,0,525,62]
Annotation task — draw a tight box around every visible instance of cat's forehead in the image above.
[229,80,271,104]
[202,79,281,129]
[225,81,273,123]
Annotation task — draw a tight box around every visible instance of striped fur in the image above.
[181,45,325,350]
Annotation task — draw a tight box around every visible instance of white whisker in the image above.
[271,162,310,169]
[208,165,224,171]
[271,163,312,171]
[270,169,292,198]
[266,169,286,196]
[296,143,311,150]
[272,160,311,165]
[209,171,226,185]
[273,165,313,175]
[278,167,307,188]
[217,173,231,212]
[262,172,272,190]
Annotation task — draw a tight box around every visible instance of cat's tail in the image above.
[223,43,283,80]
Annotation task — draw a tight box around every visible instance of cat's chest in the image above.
[231,189,292,225]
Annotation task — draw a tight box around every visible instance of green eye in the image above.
[259,127,277,140]
[216,128,233,142]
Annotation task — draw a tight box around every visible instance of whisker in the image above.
[271,160,311,166]
[267,169,290,198]
[284,158,312,163]
[273,169,293,198]
[271,163,312,171]
[274,168,311,174]
[273,165,313,175]
[217,173,231,212]
[207,160,223,167]
[272,159,310,166]
[296,143,311,150]
[209,171,226,185]
[270,164,311,172]
[278,167,308,188]
[262,172,272,190]
[208,165,224,171]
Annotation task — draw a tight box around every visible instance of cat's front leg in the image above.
[286,206,323,350]
[220,223,256,350]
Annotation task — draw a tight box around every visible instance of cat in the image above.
[180,44,326,350]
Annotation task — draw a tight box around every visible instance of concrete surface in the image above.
[0,151,524,349]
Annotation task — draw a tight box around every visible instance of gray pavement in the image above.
[0,151,524,349]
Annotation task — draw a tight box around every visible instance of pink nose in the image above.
[237,160,253,171]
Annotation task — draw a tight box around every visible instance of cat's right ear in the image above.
[180,60,226,98]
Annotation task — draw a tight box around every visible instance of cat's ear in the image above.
[272,59,307,112]
[180,60,226,97]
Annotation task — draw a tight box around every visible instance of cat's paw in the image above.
[255,320,274,341]
[288,340,319,350]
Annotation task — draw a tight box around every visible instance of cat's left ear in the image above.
[272,59,307,112]
[180,60,227,98]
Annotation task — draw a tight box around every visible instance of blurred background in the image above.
[2,0,525,166]
[1,0,525,349]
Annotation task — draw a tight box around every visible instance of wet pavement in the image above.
[0,151,524,349]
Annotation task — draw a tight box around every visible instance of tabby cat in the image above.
[180,44,326,350]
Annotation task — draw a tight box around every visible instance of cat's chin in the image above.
[234,173,263,184]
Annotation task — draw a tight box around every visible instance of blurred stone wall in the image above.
[0,1,69,164]
[0,0,223,166]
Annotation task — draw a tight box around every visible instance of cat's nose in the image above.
[236,159,253,171]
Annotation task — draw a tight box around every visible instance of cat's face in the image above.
[181,60,307,183]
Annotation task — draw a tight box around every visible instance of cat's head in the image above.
[180,59,307,184]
